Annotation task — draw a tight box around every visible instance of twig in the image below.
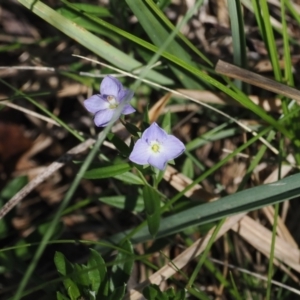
[0,138,95,220]
[0,101,59,125]
[215,60,300,103]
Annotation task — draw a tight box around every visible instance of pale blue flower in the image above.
[84,76,135,127]
[129,122,185,170]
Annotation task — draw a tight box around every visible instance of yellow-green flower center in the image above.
[151,143,160,153]
[107,95,118,109]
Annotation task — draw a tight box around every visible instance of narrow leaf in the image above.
[110,240,134,290]
[84,163,131,179]
[18,0,173,85]
[143,185,161,237]
[113,172,145,185]
[99,195,145,212]
[87,249,106,294]
[54,252,74,276]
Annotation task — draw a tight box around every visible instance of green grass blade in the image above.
[252,0,282,81]
[280,1,294,87]
[227,0,248,92]
[17,0,173,85]
[130,171,300,244]
[0,79,85,142]
[126,0,204,89]
[187,219,226,287]
[144,0,212,66]
[12,99,130,299]
[285,0,300,25]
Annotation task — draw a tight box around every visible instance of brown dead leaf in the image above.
[0,122,33,161]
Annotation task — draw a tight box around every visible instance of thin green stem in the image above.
[187,218,226,287]
[12,101,126,299]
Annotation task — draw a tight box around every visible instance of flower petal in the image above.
[84,95,109,114]
[122,105,136,115]
[142,123,168,143]
[162,135,185,160]
[100,76,122,97]
[148,153,168,170]
[118,89,134,103]
[129,139,150,165]
[94,109,114,127]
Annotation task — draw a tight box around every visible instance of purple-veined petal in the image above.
[122,105,136,115]
[162,135,185,160]
[148,153,168,170]
[142,123,168,144]
[94,109,114,127]
[100,76,122,97]
[129,139,151,165]
[84,95,109,114]
[118,89,134,103]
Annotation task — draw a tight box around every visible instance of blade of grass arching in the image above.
[144,0,212,67]
[266,205,279,300]
[186,125,238,151]
[0,79,85,142]
[277,0,291,131]
[60,0,206,76]
[238,130,277,190]
[129,168,300,245]
[252,0,282,81]
[12,97,129,300]
[126,0,205,89]
[267,136,284,300]
[227,0,248,92]
[61,0,243,109]
[243,0,300,48]
[204,259,240,299]
[280,1,294,88]
[285,0,300,25]
[17,0,173,86]
[187,218,226,288]
[57,6,121,44]
[280,0,300,165]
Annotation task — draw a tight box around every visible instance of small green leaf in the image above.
[143,105,150,124]
[143,185,161,237]
[174,289,186,300]
[182,157,194,179]
[108,284,126,300]
[143,284,159,300]
[54,252,74,276]
[0,176,28,199]
[99,195,145,212]
[88,249,109,296]
[143,185,161,216]
[110,240,134,290]
[87,249,104,293]
[69,3,112,17]
[162,110,171,134]
[84,163,131,179]
[56,291,70,300]
[146,213,161,239]
[107,133,130,156]
[0,177,27,238]
[123,122,140,137]
[113,172,144,185]
[73,264,90,287]
[64,278,81,300]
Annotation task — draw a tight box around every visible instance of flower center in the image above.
[150,141,161,153]
[107,95,118,109]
